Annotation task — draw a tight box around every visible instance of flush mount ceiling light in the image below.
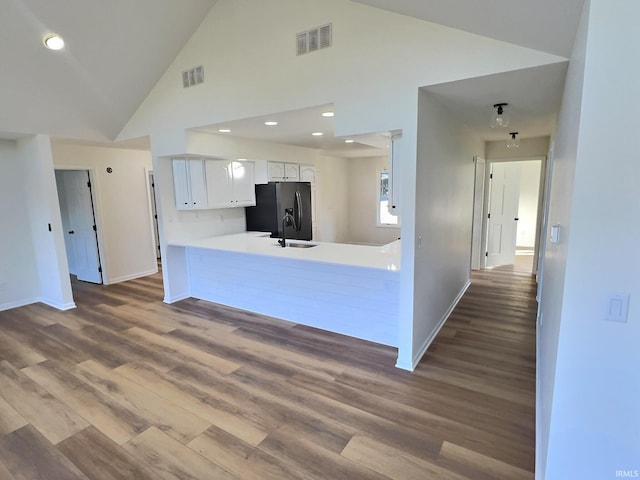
[43,33,65,51]
[321,111,334,117]
[218,128,231,133]
[312,132,324,136]
[264,121,278,126]
[507,132,520,149]
[491,103,510,129]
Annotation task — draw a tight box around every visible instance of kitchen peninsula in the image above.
[167,232,401,346]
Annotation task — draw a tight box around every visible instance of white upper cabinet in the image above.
[205,160,234,208]
[205,159,256,208]
[230,161,256,205]
[283,163,300,182]
[267,161,300,182]
[172,158,208,210]
[173,158,255,210]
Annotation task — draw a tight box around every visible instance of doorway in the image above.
[55,169,103,284]
[472,158,544,272]
[148,172,161,261]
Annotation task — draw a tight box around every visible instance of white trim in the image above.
[396,279,471,371]
[377,169,400,227]
[54,166,107,284]
[105,268,158,285]
[0,297,76,312]
[0,297,40,312]
[163,293,190,304]
[39,298,77,310]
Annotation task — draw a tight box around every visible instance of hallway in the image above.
[0,266,537,479]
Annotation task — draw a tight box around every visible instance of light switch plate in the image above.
[604,293,630,323]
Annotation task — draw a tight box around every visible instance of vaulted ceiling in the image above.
[0,0,585,145]
[0,0,217,142]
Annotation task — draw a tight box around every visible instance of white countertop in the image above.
[169,232,401,271]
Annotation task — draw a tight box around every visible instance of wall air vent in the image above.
[296,23,332,56]
[182,65,204,88]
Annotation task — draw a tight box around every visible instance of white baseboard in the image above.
[39,298,77,311]
[164,293,190,304]
[105,268,158,285]
[0,297,39,312]
[408,279,471,371]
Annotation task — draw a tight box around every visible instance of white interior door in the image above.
[486,162,521,268]
[58,170,103,283]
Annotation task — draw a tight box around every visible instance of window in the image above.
[377,171,399,227]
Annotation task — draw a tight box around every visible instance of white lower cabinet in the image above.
[172,158,208,210]
[205,159,256,208]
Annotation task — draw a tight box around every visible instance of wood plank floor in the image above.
[0,263,537,479]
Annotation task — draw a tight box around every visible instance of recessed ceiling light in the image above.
[218,129,231,133]
[321,111,334,118]
[43,33,65,51]
[312,132,324,137]
[344,139,355,143]
[264,121,278,126]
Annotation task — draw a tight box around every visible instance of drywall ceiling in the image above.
[0,0,217,142]
[424,62,569,142]
[195,104,391,157]
[352,0,585,57]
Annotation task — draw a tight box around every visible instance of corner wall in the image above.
[544,1,640,477]
[0,140,40,310]
[397,89,480,369]
[19,135,74,310]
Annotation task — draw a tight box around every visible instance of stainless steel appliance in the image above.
[245,182,312,240]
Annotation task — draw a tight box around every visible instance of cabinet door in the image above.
[284,163,300,181]
[267,162,285,181]
[172,159,192,210]
[232,161,256,206]
[205,160,234,208]
[299,165,317,222]
[188,159,208,209]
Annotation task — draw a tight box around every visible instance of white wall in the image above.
[536,4,587,473]
[398,89,480,369]
[516,161,542,248]
[18,136,74,310]
[346,156,401,245]
[51,142,157,284]
[0,140,40,310]
[485,136,550,160]
[544,1,640,478]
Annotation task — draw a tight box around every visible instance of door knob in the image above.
[68,230,75,234]
[514,218,519,221]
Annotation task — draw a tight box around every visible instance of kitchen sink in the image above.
[286,242,317,248]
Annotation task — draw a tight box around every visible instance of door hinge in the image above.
[489,173,493,179]
[487,213,491,219]
[485,252,488,257]
[98,266,102,273]
[87,181,91,188]
[92,225,97,231]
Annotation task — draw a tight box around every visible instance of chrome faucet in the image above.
[278,209,296,247]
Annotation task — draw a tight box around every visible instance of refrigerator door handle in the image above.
[295,190,303,231]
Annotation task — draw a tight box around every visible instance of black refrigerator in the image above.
[245,182,312,240]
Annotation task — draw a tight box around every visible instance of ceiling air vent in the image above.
[182,65,204,88]
[297,23,332,56]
